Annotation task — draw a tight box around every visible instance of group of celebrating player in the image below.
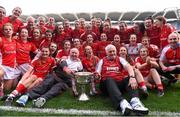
[0,5,179,116]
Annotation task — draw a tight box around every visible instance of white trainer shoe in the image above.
[33,97,46,108]
[120,99,133,116]
[16,94,29,107]
[130,97,149,115]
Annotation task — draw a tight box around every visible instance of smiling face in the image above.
[168,33,179,47]
[33,28,41,39]
[73,38,81,47]
[84,46,93,56]
[70,48,79,60]
[103,22,110,31]
[100,33,107,41]
[38,17,46,26]
[79,18,85,28]
[119,46,127,58]
[26,17,35,28]
[91,18,96,26]
[141,37,150,47]
[154,19,163,28]
[20,28,28,40]
[129,34,137,44]
[49,17,54,24]
[63,19,70,29]
[85,24,92,32]
[106,45,117,60]
[140,47,148,58]
[12,7,22,18]
[57,24,64,32]
[74,20,80,29]
[133,23,140,33]
[0,7,6,19]
[96,18,102,27]
[63,41,71,50]
[49,42,57,54]
[86,34,93,43]
[144,19,153,29]
[3,23,13,38]
[41,47,50,58]
[45,31,53,41]
[113,34,121,43]
[118,22,127,32]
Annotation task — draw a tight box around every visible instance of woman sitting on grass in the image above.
[119,46,148,98]
[135,47,164,97]
[4,47,56,106]
[81,46,100,95]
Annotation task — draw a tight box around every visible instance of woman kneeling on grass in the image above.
[4,47,56,106]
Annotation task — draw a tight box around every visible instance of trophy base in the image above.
[78,93,89,101]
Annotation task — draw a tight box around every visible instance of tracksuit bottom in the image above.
[99,77,139,109]
[28,73,69,100]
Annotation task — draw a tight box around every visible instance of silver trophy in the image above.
[74,72,93,101]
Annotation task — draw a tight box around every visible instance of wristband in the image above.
[129,76,136,78]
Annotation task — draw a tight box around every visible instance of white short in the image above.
[0,65,16,80]
[13,63,31,79]
[144,76,149,82]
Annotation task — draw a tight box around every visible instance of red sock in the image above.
[157,84,164,91]
[138,81,145,88]
[16,84,27,94]
[149,84,156,89]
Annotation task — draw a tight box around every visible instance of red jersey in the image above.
[38,25,47,35]
[131,29,144,43]
[96,41,111,58]
[147,44,159,58]
[74,46,84,59]
[160,44,180,65]
[160,24,175,49]
[72,28,84,39]
[56,49,70,59]
[120,56,135,78]
[4,16,23,35]
[30,37,43,49]
[31,57,55,78]
[103,28,118,41]
[16,40,37,65]
[82,55,99,72]
[80,32,98,42]
[118,28,134,44]
[20,25,35,39]
[53,32,66,49]
[135,57,151,77]
[92,26,100,39]
[82,42,98,56]
[145,26,160,47]
[39,39,51,49]
[111,42,123,54]
[45,23,55,32]
[101,57,125,81]
[64,27,73,41]
[0,37,16,67]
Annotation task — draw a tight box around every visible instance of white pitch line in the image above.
[1,106,180,116]
[0,106,120,116]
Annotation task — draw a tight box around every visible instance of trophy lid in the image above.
[74,72,93,76]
